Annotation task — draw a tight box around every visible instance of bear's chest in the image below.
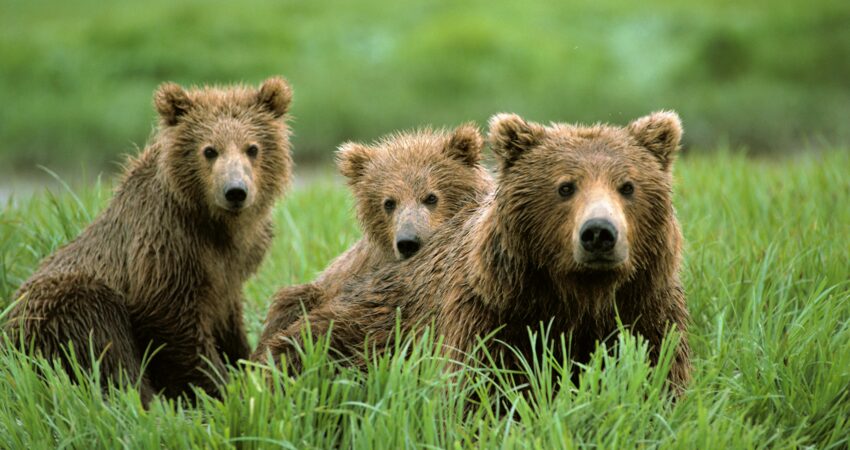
[196,243,251,321]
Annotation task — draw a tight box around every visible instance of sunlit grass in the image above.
[0,151,848,448]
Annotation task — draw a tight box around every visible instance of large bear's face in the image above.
[338,125,491,260]
[154,77,293,219]
[488,112,682,284]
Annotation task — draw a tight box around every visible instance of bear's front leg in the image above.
[257,301,373,372]
[215,300,250,365]
[254,283,326,358]
[137,318,230,401]
[632,283,692,397]
[193,322,233,397]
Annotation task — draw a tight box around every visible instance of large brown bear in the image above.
[6,77,294,404]
[263,111,691,394]
[252,125,493,359]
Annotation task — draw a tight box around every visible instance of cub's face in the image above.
[154,77,293,218]
[338,125,490,260]
[488,111,682,281]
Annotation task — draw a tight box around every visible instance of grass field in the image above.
[0,151,848,448]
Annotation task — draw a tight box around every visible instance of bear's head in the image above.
[488,111,682,289]
[338,124,491,260]
[154,77,293,221]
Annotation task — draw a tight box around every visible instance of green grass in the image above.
[1,151,849,448]
[2,0,850,176]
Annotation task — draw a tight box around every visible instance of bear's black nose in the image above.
[225,187,247,203]
[580,219,618,253]
[396,236,422,259]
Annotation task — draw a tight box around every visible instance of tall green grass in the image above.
[1,151,848,448]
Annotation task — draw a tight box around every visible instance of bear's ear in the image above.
[445,122,484,166]
[336,142,375,182]
[628,110,682,171]
[256,76,293,118]
[488,113,543,169]
[155,82,193,126]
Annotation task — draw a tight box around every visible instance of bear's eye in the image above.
[618,181,635,197]
[383,199,396,212]
[558,181,576,198]
[246,144,259,158]
[203,146,218,160]
[423,193,438,205]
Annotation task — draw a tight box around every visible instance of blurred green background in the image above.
[1,0,849,179]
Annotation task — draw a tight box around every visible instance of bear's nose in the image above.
[395,236,422,259]
[580,219,618,253]
[224,186,248,204]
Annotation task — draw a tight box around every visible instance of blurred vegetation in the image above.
[1,0,849,177]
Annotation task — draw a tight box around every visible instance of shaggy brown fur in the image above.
[6,77,294,403]
[252,125,493,359]
[264,111,691,394]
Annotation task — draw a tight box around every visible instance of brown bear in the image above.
[6,77,294,404]
[252,125,493,359]
[263,111,691,395]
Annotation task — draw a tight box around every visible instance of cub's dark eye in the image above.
[423,193,438,205]
[203,146,218,159]
[558,181,576,198]
[618,181,635,197]
[383,199,396,212]
[246,144,259,158]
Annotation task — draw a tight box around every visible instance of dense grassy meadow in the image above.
[0,151,847,448]
[2,0,850,176]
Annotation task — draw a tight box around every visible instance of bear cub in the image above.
[7,77,294,404]
[253,125,493,360]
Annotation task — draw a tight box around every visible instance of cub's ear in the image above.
[628,110,682,171]
[155,82,193,126]
[445,122,484,166]
[336,142,375,183]
[488,113,544,169]
[256,76,293,118]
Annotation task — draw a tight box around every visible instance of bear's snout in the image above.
[212,152,256,212]
[580,218,618,253]
[224,183,248,205]
[395,232,422,259]
[572,188,629,269]
[220,176,252,211]
[393,206,431,260]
